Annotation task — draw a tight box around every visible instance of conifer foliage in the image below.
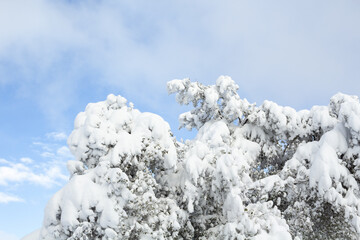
[40,76,360,239]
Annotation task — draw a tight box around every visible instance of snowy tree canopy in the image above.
[39,76,360,239]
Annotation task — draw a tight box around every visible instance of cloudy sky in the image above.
[0,0,359,239]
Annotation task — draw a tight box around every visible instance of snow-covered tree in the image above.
[40,94,190,239]
[40,76,360,239]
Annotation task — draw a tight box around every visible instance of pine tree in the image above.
[40,94,189,239]
[40,76,360,239]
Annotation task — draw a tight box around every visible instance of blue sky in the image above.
[0,0,359,239]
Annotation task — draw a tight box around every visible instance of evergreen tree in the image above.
[40,76,360,239]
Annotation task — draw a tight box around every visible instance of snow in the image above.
[21,229,40,240]
[41,173,118,237]
[34,77,360,239]
[196,120,230,147]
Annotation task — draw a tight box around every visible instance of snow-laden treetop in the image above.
[39,76,360,239]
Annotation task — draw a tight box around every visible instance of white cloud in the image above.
[34,133,73,161]
[37,143,73,161]
[0,159,10,164]
[0,132,71,205]
[0,0,359,124]
[56,146,72,159]
[46,132,68,141]
[0,160,67,188]
[20,157,33,164]
[40,152,55,158]
[32,142,52,152]
[0,192,23,204]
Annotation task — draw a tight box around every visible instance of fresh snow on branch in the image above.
[38,76,360,239]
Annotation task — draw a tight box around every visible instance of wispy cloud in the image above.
[0,158,67,188]
[0,132,72,204]
[20,157,33,164]
[0,192,23,204]
[0,1,358,133]
[46,132,67,141]
[33,132,71,162]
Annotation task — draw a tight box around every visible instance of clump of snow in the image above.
[67,94,177,171]
[40,94,188,239]
[21,229,40,240]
